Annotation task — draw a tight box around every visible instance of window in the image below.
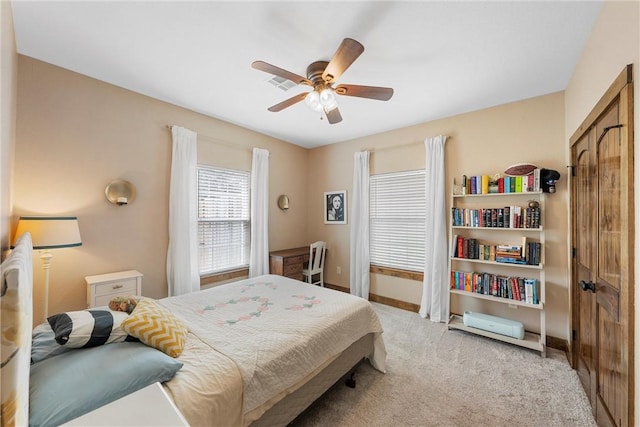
[197,165,250,275]
[370,169,425,272]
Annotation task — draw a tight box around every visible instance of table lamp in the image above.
[12,216,82,319]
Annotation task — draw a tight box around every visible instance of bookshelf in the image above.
[447,190,546,356]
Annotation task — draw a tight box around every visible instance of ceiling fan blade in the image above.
[335,84,394,101]
[325,107,342,124]
[252,61,312,86]
[322,38,364,84]
[267,92,308,112]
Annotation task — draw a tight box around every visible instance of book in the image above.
[481,175,489,194]
[495,257,527,264]
[451,234,459,257]
[504,206,511,228]
[515,176,522,193]
[524,279,535,304]
[533,168,540,192]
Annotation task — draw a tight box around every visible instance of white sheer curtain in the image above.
[419,135,449,321]
[167,126,200,296]
[249,147,270,277]
[350,151,370,299]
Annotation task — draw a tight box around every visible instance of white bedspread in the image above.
[160,274,385,424]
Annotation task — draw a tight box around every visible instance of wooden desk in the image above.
[269,246,310,281]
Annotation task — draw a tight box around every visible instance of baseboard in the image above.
[325,282,569,355]
[546,335,569,354]
[324,283,420,312]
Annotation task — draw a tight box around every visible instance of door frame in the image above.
[569,64,634,426]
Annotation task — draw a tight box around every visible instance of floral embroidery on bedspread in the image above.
[286,295,321,311]
[198,293,323,323]
[239,281,278,293]
[211,297,273,325]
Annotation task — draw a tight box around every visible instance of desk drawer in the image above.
[283,255,304,266]
[284,262,303,276]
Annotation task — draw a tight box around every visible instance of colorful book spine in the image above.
[515,176,522,193]
[481,175,489,194]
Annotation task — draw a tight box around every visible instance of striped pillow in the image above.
[121,298,188,358]
[47,310,130,348]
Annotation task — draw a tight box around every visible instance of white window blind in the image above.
[370,169,425,272]
[197,166,250,275]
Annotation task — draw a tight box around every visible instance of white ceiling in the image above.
[11,1,603,149]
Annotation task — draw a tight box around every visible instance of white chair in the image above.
[302,241,326,287]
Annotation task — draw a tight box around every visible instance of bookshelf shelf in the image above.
[452,226,543,232]
[453,191,543,198]
[449,289,543,310]
[448,188,546,356]
[451,257,543,269]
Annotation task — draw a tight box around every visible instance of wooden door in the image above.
[571,65,634,427]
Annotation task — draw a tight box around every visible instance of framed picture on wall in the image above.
[324,190,347,224]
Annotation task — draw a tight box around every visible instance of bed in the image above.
[0,233,386,427]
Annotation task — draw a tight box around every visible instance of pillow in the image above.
[29,341,183,427]
[31,322,72,364]
[121,298,188,358]
[47,309,130,348]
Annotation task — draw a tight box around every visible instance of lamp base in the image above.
[39,250,52,320]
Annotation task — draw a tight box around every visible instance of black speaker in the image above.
[540,168,560,193]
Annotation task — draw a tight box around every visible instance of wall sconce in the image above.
[105,180,136,206]
[277,195,290,210]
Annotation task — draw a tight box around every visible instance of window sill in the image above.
[200,268,249,287]
[369,265,423,281]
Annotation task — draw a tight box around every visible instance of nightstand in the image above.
[86,270,143,308]
[62,382,189,426]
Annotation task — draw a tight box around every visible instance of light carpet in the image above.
[292,302,596,427]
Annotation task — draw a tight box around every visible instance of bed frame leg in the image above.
[345,372,356,388]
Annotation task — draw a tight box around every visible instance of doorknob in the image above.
[579,280,596,293]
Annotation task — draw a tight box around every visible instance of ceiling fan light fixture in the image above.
[319,88,338,110]
[253,38,392,123]
[305,91,322,112]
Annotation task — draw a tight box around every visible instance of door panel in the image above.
[574,135,596,404]
[595,104,622,427]
[570,66,633,427]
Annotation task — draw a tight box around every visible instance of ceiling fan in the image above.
[252,38,393,124]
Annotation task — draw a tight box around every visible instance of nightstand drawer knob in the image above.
[113,284,124,290]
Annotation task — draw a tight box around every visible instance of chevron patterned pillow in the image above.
[121,298,188,358]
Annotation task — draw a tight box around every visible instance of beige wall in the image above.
[1,1,17,260]
[308,92,568,338]
[14,56,308,324]
[563,0,639,419]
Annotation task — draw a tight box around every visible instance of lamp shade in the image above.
[12,216,82,249]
